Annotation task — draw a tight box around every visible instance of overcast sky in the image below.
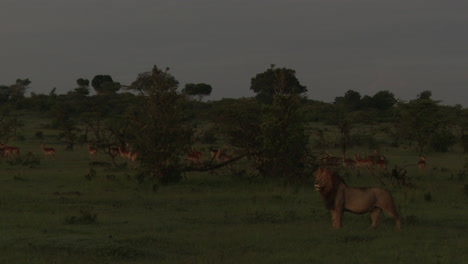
[1,0,467,106]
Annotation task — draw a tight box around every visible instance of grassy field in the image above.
[0,117,467,263]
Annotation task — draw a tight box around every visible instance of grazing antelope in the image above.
[41,144,56,159]
[118,145,139,166]
[208,145,230,160]
[320,151,340,167]
[208,145,234,168]
[118,145,131,159]
[0,144,20,159]
[110,147,120,157]
[87,144,97,156]
[417,156,427,171]
[376,156,387,170]
[186,150,203,165]
[209,147,220,161]
[127,150,139,165]
[354,154,374,173]
[342,155,357,169]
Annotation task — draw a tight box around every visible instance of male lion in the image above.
[314,167,401,229]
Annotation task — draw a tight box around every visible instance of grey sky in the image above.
[1,0,467,106]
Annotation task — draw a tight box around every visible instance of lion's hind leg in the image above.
[376,190,401,229]
[370,207,382,229]
[380,203,401,229]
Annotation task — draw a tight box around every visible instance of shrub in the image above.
[431,129,457,152]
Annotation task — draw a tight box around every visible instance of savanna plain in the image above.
[1,113,467,264]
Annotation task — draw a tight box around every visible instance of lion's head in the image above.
[314,167,338,192]
[314,167,345,209]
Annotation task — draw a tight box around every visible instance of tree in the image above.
[334,90,362,111]
[77,78,90,88]
[50,102,81,150]
[397,98,442,154]
[372,90,397,111]
[128,66,192,184]
[128,72,153,95]
[218,69,309,182]
[182,83,213,101]
[91,75,120,94]
[0,107,22,143]
[250,65,307,104]
[9,78,31,102]
[461,108,468,153]
[72,78,90,96]
[417,90,432,100]
[0,85,10,103]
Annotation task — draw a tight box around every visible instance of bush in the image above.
[431,129,457,152]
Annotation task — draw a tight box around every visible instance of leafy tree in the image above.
[372,90,397,111]
[258,92,309,181]
[80,111,124,166]
[71,78,91,96]
[91,75,120,94]
[50,102,81,150]
[250,65,307,104]
[417,90,432,100]
[461,108,468,153]
[431,129,457,152]
[9,78,31,102]
[220,69,309,182]
[0,107,22,143]
[77,78,90,88]
[334,90,362,111]
[128,66,192,184]
[397,98,442,154]
[182,83,213,101]
[0,85,10,103]
[128,72,153,95]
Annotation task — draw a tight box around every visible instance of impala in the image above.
[87,144,97,156]
[128,150,139,165]
[376,156,387,169]
[342,155,356,169]
[208,145,230,161]
[118,145,139,166]
[354,154,374,172]
[187,150,202,165]
[110,147,120,157]
[118,145,131,159]
[320,151,340,167]
[41,144,55,158]
[0,144,20,159]
[417,156,427,170]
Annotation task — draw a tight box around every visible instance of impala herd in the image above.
[186,145,233,168]
[321,150,427,173]
[0,142,427,172]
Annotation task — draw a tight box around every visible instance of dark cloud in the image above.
[1,0,467,105]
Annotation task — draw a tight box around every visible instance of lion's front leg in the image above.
[331,209,343,229]
[331,189,344,229]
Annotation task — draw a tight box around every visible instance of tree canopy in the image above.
[182,83,213,101]
[250,65,307,104]
[91,75,120,94]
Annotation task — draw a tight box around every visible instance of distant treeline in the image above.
[0,65,467,183]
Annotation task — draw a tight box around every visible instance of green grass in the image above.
[0,117,467,263]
